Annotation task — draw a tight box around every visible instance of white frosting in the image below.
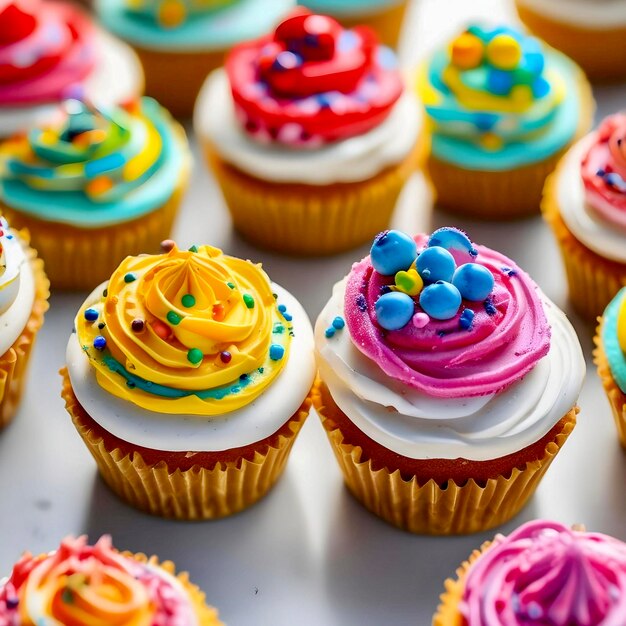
[557,135,626,263]
[194,69,421,185]
[66,283,316,453]
[315,279,585,462]
[517,0,626,27]
[0,225,35,356]
[0,29,143,138]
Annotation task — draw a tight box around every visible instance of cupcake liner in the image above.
[542,169,626,322]
[0,232,49,429]
[204,136,426,256]
[338,1,408,48]
[594,327,626,449]
[61,368,312,520]
[134,46,226,118]
[516,1,626,82]
[426,72,594,220]
[313,382,577,535]
[0,159,189,291]
[126,552,223,625]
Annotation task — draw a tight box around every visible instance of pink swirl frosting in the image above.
[345,234,550,398]
[0,0,96,106]
[582,113,626,230]
[460,520,626,625]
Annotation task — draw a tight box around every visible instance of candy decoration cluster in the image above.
[370,228,495,330]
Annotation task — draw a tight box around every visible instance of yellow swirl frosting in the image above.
[75,244,292,415]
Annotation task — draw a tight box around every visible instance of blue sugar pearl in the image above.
[452,264,495,301]
[93,335,107,351]
[283,313,293,322]
[419,282,462,320]
[124,272,136,283]
[278,304,287,313]
[332,316,345,330]
[416,246,456,283]
[84,308,99,322]
[374,292,414,331]
[270,344,285,361]
[459,308,475,330]
[487,69,513,96]
[325,327,336,338]
[370,230,417,276]
[531,76,550,99]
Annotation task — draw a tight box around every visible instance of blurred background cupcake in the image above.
[0,0,143,138]
[61,243,316,519]
[195,10,424,256]
[314,227,584,534]
[0,97,190,290]
[515,0,626,82]
[543,113,626,322]
[0,535,222,624]
[434,520,626,624]
[418,24,594,219]
[297,0,408,47]
[0,215,48,429]
[96,0,295,118]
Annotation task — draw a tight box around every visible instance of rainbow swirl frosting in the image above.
[125,0,236,28]
[0,0,96,106]
[419,24,582,170]
[459,520,626,625]
[600,287,626,394]
[344,228,549,398]
[226,10,403,146]
[0,536,217,625]
[75,243,292,416]
[0,97,188,227]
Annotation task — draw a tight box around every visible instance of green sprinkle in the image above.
[243,294,255,309]
[273,323,285,334]
[167,311,182,325]
[124,272,136,283]
[103,288,108,297]
[188,245,198,253]
[227,282,235,289]
[182,294,196,308]
[187,348,203,365]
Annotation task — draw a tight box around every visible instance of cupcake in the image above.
[0,97,191,290]
[417,24,594,219]
[516,0,626,82]
[0,215,48,429]
[0,535,222,624]
[297,0,408,48]
[543,113,626,323]
[96,0,295,118]
[0,0,143,138]
[195,10,424,256]
[61,243,316,520]
[434,519,626,624]
[314,228,584,534]
[594,287,626,449]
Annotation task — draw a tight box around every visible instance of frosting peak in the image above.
[460,520,626,625]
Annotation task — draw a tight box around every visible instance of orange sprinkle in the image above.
[86,176,114,197]
[212,303,225,321]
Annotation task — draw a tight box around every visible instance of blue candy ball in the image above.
[419,282,462,320]
[375,292,415,330]
[452,264,495,301]
[416,246,456,283]
[370,230,417,276]
[487,69,513,96]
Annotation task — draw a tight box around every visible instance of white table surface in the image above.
[2,1,626,624]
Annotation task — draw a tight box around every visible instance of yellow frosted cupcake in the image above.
[0,215,49,429]
[195,10,424,256]
[0,98,190,290]
[0,535,222,624]
[61,242,316,519]
[417,24,593,219]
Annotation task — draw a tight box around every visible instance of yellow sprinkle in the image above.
[159,0,186,28]
[486,34,522,71]
[39,131,58,146]
[481,132,503,151]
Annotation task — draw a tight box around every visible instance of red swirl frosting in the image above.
[0,0,96,106]
[582,113,626,230]
[225,9,403,146]
[460,520,626,625]
[345,232,550,398]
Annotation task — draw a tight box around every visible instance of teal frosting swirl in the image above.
[298,0,404,16]
[602,287,626,394]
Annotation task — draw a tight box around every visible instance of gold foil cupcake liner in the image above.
[338,1,408,48]
[0,232,49,428]
[594,328,626,449]
[313,384,577,535]
[204,136,426,256]
[0,163,189,291]
[542,169,626,322]
[61,368,312,520]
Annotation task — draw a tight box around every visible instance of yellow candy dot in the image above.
[487,34,522,70]
[158,0,186,28]
[40,130,58,146]
[450,33,484,70]
[480,132,503,151]
[86,176,114,197]
[394,269,423,297]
